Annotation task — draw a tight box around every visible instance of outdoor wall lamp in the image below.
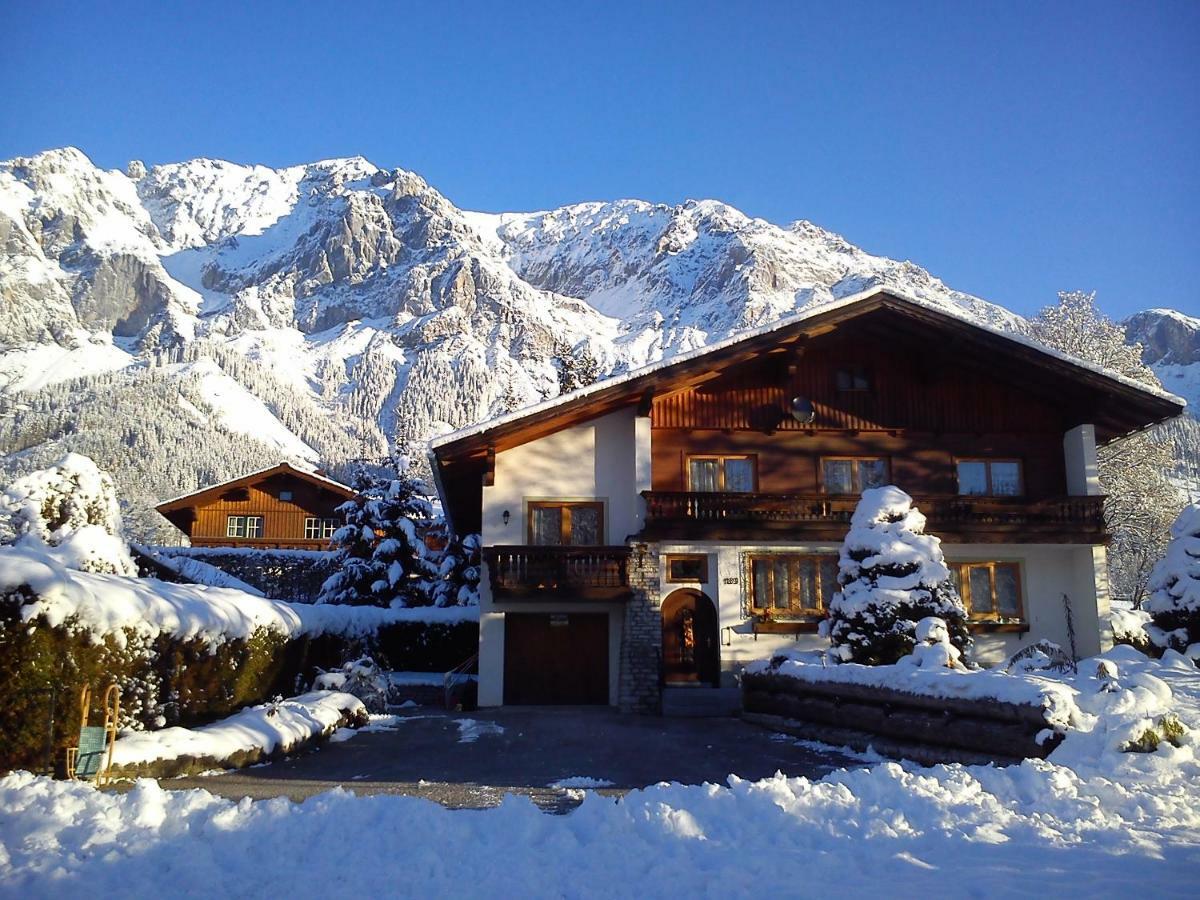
[502,510,511,526]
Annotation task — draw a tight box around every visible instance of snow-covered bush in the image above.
[1144,502,1200,658]
[317,455,437,607]
[313,657,390,713]
[821,486,971,665]
[0,453,135,575]
[896,617,965,670]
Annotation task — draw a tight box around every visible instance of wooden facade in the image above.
[432,293,1185,539]
[156,463,354,551]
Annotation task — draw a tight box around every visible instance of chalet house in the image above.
[156,462,355,551]
[430,289,1185,713]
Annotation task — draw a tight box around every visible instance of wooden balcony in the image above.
[483,545,634,602]
[640,492,1108,543]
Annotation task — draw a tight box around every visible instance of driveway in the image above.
[160,707,869,812]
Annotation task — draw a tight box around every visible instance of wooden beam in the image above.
[483,446,496,487]
[637,389,654,417]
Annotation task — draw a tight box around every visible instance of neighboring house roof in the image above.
[156,462,355,514]
[431,287,1185,468]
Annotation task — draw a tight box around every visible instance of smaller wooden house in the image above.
[156,463,355,550]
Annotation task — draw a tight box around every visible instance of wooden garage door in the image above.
[504,613,609,705]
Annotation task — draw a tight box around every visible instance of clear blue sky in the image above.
[2,0,1197,319]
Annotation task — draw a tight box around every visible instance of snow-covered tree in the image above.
[1144,502,1200,656]
[821,486,971,665]
[317,453,437,607]
[554,339,601,395]
[1029,291,1154,383]
[1029,290,1183,602]
[0,453,136,574]
[425,529,481,607]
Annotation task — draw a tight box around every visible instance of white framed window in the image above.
[226,515,264,538]
[304,517,339,540]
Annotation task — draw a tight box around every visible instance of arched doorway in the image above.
[661,590,719,686]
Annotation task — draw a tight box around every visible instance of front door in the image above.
[661,590,719,685]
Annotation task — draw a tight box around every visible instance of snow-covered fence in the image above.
[143,546,339,602]
[742,664,1072,765]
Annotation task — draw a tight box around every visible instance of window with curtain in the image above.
[821,457,889,494]
[687,455,756,492]
[948,561,1024,620]
[748,554,839,616]
[527,502,604,545]
[956,459,1023,496]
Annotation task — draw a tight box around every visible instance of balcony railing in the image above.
[483,545,633,601]
[641,492,1108,542]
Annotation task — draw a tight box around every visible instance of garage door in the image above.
[503,613,609,705]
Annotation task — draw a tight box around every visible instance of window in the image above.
[527,501,604,546]
[226,515,264,539]
[279,490,293,502]
[821,457,889,494]
[949,562,1023,620]
[748,554,839,617]
[666,554,708,583]
[304,517,339,540]
[687,455,756,492]
[835,366,871,392]
[956,459,1023,496]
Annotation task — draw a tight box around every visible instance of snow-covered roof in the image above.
[156,461,354,510]
[431,286,1186,453]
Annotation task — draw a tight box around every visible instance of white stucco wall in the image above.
[481,408,640,546]
[654,540,1110,684]
[476,408,640,707]
[1063,424,1102,496]
[475,574,626,707]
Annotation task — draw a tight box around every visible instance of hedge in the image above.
[0,588,478,775]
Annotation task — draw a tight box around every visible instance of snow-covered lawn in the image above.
[2,648,1198,896]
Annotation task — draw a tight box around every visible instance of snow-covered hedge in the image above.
[0,545,478,774]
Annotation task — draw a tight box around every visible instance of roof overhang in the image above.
[155,462,355,517]
[432,288,1185,465]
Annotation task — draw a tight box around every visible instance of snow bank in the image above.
[3,733,1198,896]
[110,691,365,768]
[0,544,479,648]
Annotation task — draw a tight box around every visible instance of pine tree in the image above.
[1029,290,1184,602]
[821,486,971,665]
[554,339,602,395]
[1144,501,1200,655]
[316,453,437,607]
[424,528,481,607]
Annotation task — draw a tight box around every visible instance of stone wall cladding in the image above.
[619,541,663,713]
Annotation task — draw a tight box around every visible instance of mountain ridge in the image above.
[0,147,1194,534]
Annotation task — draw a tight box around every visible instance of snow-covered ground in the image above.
[2,646,1198,896]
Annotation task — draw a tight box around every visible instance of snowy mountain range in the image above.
[0,147,1195,535]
